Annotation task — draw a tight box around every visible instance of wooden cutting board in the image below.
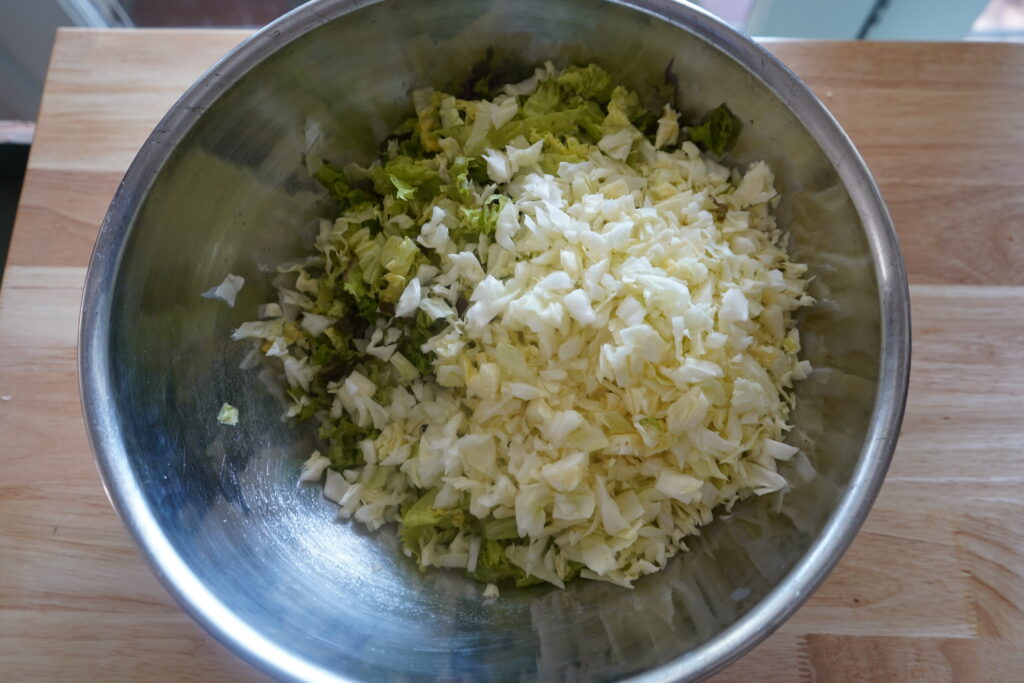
[1,29,1022,682]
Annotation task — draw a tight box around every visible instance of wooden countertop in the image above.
[1,29,1022,681]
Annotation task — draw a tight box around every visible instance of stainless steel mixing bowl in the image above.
[79,0,911,680]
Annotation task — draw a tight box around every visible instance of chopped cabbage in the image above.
[236,62,812,590]
[298,450,331,482]
[202,273,245,307]
[217,402,239,426]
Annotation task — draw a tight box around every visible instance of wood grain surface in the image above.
[1,29,1022,682]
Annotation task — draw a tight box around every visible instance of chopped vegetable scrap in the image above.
[202,273,245,307]
[235,62,812,589]
[217,402,239,426]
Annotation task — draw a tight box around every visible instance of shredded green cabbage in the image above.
[236,61,812,590]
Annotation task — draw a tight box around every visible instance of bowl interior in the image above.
[98,0,882,679]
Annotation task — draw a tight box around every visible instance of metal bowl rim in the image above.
[78,1,912,681]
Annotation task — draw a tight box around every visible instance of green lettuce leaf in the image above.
[532,132,596,174]
[556,63,613,104]
[604,85,645,131]
[401,487,445,527]
[482,516,520,540]
[468,540,543,587]
[397,311,445,376]
[492,103,604,149]
[315,161,378,210]
[687,103,742,156]
[522,79,563,117]
[320,417,378,469]
[384,156,441,201]
[455,194,506,239]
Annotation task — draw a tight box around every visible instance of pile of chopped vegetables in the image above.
[233,62,813,591]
